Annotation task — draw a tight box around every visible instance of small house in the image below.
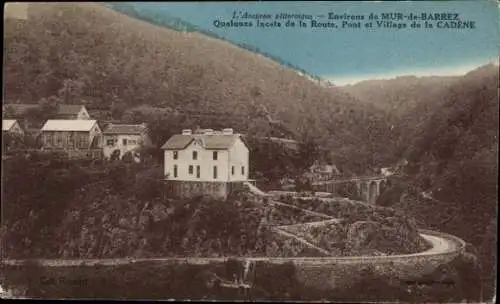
[161,128,250,199]
[102,123,151,160]
[309,161,340,181]
[2,104,91,120]
[2,119,25,151]
[2,119,24,136]
[52,105,91,120]
[40,119,102,150]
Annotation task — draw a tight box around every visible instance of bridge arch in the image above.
[369,180,378,204]
[380,179,388,193]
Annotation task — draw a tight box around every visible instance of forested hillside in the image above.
[3,3,396,174]
[388,64,498,300]
[341,75,459,114]
[107,3,317,80]
[341,75,461,158]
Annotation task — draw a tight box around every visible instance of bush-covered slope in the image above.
[276,196,429,255]
[386,64,498,300]
[1,153,430,259]
[3,3,396,173]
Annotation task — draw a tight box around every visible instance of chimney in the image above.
[204,128,214,135]
[222,128,234,135]
[182,129,192,135]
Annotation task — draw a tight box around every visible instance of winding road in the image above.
[0,187,465,278]
[0,231,463,267]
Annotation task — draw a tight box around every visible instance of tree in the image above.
[57,79,85,104]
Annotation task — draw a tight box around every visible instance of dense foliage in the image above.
[1,153,335,259]
[3,3,397,174]
[342,64,498,300]
[378,65,499,300]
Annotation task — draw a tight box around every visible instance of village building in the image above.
[40,120,102,158]
[161,128,250,199]
[309,161,340,181]
[51,105,91,120]
[2,119,25,137]
[3,104,91,136]
[102,123,151,160]
[3,104,91,120]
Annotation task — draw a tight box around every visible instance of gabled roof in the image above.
[2,104,85,117]
[103,123,147,135]
[2,104,39,116]
[57,105,85,115]
[161,134,241,150]
[2,119,18,131]
[41,120,98,132]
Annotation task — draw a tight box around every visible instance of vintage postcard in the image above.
[1,1,498,302]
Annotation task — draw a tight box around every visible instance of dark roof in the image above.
[161,134,240,150]
[2,104,39,116]
[55,105,84,116]
[103,123,147,135]
[3,104,85,117]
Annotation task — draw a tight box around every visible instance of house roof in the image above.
[161,134,240,150]
[2,119,17,131]
[57,105,84,115]
[3,104,39,116]
[2,104,85,117]
[103,123,147,135]
[41,120,97,132]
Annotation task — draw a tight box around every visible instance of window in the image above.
[56,134,63,146]
[188,165,193,175]
[173,151,178,160]
[45,134,52,146]
[129,139,137,145]
[193,151,198,160]
[173,165,178,178]
[213,166,218,179]
[196,165,200,178]
[213,151,218,160]
[107,138,114,146]
[241,166,245,175]
[122,138,127,146]
[231,166,235,176]
[79,134,88,149]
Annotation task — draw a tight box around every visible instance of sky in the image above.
[113,1,498,85]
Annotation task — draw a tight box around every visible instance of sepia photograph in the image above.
[1,1,498,302]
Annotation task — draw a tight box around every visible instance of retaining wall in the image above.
[1,230,465,291]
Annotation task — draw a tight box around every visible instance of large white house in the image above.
[161,128,250,199]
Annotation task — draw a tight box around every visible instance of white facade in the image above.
[103,133,144,159]
[227,137,249,182]
[162,129,249,182]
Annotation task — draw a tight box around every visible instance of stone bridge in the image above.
[312,176,393,205]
